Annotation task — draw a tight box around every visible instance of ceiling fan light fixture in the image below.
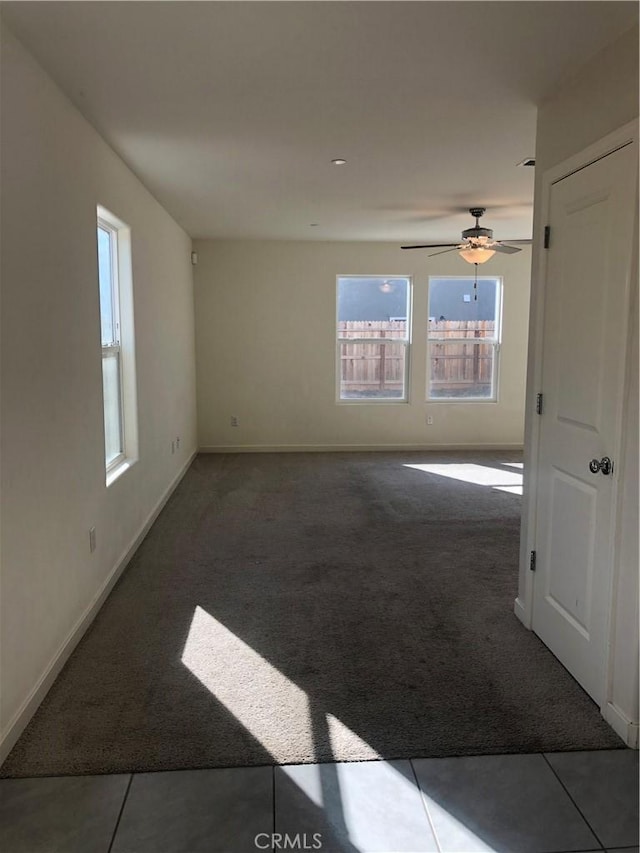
[459,246,496,264]
[401,208,528,261]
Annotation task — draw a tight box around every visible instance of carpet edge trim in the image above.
[0,451,197,767]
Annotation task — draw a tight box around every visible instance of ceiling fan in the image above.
[401,207,531,264]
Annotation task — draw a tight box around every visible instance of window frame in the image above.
[426,275,503,403]
[97,205,138,485]
[336,275,413,404]
[98,216,126,472]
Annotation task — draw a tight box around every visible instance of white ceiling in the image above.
[2,1,637,243]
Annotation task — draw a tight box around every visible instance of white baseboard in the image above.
[199,443,525,453]
[0,452,197,767]
[604,701,639,749]
[513,596,531,629]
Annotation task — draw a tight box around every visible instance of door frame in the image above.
[516,119,638,743]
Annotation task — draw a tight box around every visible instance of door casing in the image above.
[516,119,638,744]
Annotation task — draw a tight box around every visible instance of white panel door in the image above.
[533,142,637,705]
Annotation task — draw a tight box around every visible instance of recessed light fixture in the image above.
[331,158,347,166]
[517,157,536,167]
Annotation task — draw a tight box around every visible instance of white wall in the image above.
[517,24,639,742]
[0,25,198,758]
[194,240,531,451]
[535,25,639,175]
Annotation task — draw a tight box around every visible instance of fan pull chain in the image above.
[474,264,478,301]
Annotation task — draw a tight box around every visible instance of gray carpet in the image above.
[2,451,622,777]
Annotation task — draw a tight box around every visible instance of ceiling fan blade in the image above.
[400,243,460,250]
[428,247,460,258]
[499,239,533,244]
[493,244,522,255]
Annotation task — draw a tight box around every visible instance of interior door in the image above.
[532,141,637,705]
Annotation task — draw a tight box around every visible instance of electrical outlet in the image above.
[89,527,97,553]
[230,416,239,427]
[426,415,434,425]
[171,440,175,454]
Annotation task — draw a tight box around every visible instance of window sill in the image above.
[337,399,409,405]
[106,457,137,487]
[426,398,498,404]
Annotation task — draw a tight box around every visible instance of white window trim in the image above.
[336,275,413,404]
[99,216,125,473]
[97,205,138,485]
[102,347,125,472]
[426,275,503,403]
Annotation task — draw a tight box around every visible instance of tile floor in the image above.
[0,750,637,853]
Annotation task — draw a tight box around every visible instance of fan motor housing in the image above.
[462,226,493,241]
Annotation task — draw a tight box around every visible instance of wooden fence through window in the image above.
[338,320,495,395]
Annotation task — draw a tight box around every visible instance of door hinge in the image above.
[536,393,544,415]
[544,226,551,249]
[529,550,537,572]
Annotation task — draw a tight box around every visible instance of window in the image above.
[337,276,411,401]
[96,206,137,481]
[427,276,502,401]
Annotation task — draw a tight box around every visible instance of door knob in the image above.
[589,456,613,475]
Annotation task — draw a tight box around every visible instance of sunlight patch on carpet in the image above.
[327,714,380,761]
[181,606,380,763]
[404,462,523,495]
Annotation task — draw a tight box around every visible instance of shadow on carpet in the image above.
[2,451,623,777]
